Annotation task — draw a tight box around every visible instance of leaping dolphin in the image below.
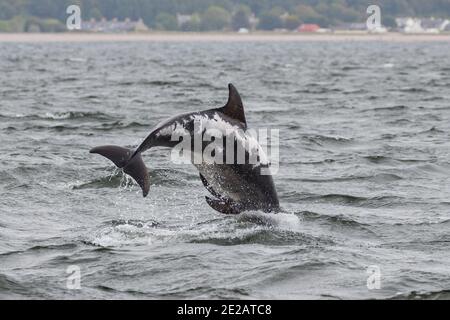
[90,84,279,214]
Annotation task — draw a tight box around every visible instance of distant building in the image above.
[81,18,149,33]
[280,12,291,23]
[369,25,388,33]
[421,17,449,32]
[248,13,259,30]
[334,22,367,31]
[316,28,331,33]
[395,17,449,33]
[176,14,192,27]
[396,17,424,33]
[331,22,369,34]
[237,28,249,34]
[332,22,388,33]
[298,24,320,33]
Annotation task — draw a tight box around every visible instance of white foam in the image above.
[89,221,177,247]
[238,212,301,231]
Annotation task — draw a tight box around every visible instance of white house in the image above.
[396,17,450,34]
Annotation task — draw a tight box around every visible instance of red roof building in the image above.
[298,24,320,32]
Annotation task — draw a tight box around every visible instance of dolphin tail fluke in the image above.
[89,145,150,197]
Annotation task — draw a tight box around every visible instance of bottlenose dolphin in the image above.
[90,84,279,214]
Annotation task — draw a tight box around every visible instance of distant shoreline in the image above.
[1,32,450,42]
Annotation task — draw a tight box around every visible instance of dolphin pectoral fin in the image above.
[90,145,150,197]
[201,174,241,214]
[199,173,222,198]
[205,196,242,215]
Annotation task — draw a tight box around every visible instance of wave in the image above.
[342,89,368,95]
[368,105,408,112]
[44,111,114,121]
[386,118,413,125]
[362,155,427,164]
[0,111,114,121]
[185,213,310,246]
[9,120,149,132]
[301,134,353,146]
[74,168,196,192]
[417,126,445,134]
[188,226,328,246]
[283,191,404,208]
[284,158,336,165]
[72,174,127,190]
[297,210,371,229]
[341,65,363,71]
[294,87,341,94]
[421,96,444,101]
[0,242,78,258]
[296,173,403,183]
[395,87,429,93]
[109,219,159,228]
[85,218,182,247]
[390,289,450,300]
[0,273,29,295]
[54,76,79,82]
[117,80,182,87]
[83,211,329,248]
[92,121,149,131]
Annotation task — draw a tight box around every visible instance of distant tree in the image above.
[295,4,320,23]
[231,5,251,30]
[235,4,251,15]
[88,7,103,20]
[235,0,270,16]
[0,1,15,20]
[180,13,201,31]
[155,12,178,30]
[39,18,66,32]
[0,20,10,31]
[294,4,327,26]
[2,0,450,32]
[284,14,301,30]
[258,10,283,30]
[268,6,284,17]
[200,5,231,31]
[130,0,155,28]
[319,3,360,23]
[379,0,414,16]
[2,15,27,32]
[383,15,397,28]
[25,0,69,20]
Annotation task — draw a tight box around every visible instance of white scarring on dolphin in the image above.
[90,84,279,214]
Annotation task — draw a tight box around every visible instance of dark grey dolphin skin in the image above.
[90,84,279,214]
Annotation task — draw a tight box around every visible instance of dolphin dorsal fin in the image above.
[220,83,247,128]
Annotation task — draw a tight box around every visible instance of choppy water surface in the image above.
[1,40,450,299]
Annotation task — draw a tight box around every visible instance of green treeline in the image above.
[1,0,450,32]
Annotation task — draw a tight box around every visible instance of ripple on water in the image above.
[84,212,329,248]
[2,41,450,299]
